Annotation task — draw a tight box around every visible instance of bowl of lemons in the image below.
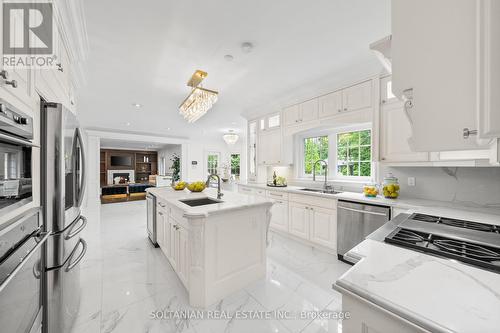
[187,181,206,193]
[172,181,187,191]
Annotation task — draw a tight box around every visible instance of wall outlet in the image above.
[408,177,416,187]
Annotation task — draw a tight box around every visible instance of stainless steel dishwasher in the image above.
[146,192,158,247]
[337,200,391,264]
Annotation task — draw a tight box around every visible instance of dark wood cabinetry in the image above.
[100,149,158,186]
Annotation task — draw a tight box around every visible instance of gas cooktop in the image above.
[385,213,500,273]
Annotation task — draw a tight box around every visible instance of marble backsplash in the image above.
[379,166,500,209]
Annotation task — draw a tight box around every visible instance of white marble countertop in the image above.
[334,238,500,333]
[238,182,500,223]
[147,187,273,218]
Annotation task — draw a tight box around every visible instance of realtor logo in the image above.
[2,2,55,68]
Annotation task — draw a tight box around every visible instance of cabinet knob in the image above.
[463,128,478,139]
[381,100,386,104]
[344,108,348,111]
[4,79,17,88]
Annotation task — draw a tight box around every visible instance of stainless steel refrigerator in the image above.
[41,102,87,333]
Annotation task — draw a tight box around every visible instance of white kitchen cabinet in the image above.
[156,208,165,248]
[342,80,373,113]
[283,104,301,126]
[309,206,336,250]
[269,198,288,232]
[379,101,429,162]
[176,224,190,288]
[392,0,498,151]
[0,5,35,108]
[478,0,500,139]
[248,120,258,181]
[258,128,282,165]
[283,98,319,126]
[299,98,319,122]
[319,90,342,118]
[168,218,178,271]
[289,202,310,240]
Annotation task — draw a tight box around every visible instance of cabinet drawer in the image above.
[169,205,188,226]
[289,193,336,210]
[254,188,266,197]
[238,186,255,194]
[266,190,289,200]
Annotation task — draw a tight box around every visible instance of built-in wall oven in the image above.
[0,208,48,333]
[0,98,34,218]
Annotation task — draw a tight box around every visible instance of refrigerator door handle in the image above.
[65,215,87,240]
[75,128,87,208]
[65,238,87,272]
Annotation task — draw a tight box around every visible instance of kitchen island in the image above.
[146,187,273,308]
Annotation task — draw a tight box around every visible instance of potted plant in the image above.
[170,154,181,185]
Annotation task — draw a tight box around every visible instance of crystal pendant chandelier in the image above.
[223,130,239,145]
[179,70,218,123]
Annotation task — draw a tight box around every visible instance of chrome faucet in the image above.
[312,159,332,192]
[206,174,224,199]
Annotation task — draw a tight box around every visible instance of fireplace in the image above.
[107,170,135,185]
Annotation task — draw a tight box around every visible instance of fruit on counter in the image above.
[276,176,287,186]
[172,181,187,190]
[382,184,400,199]
[363,184,378,197]
[187,181,206,192]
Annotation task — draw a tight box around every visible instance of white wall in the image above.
[182,139,246,183]
[379,166,500,208]
[157,145,182,175]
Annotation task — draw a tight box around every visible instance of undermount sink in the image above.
[298,188,342,195]
[179,197,223,207]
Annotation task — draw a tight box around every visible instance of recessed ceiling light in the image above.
[241,42,253,53]
[167,127,171,130]
[224,54,234,61]
[125,122,131,126]
[132,103,143,109]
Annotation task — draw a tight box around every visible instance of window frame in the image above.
[206,151,220,176]
[297,124,374,182]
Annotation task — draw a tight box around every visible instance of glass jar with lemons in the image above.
[382,173,400,199]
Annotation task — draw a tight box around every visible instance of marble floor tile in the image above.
[72,200,351,333]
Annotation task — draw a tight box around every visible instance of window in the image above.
[303,136,328,176]
[267,114,280,129]
[336,129,371,177]
[207,153,219,175]
[230,154,240,177]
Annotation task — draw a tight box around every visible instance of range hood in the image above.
[370,35,392,73]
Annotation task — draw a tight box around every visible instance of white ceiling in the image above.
[78,0,390,140]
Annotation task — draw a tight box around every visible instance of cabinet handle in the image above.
[344,108,348,111]
[159,212,163,216]
[3,79,18,88]
[463,128,478,139]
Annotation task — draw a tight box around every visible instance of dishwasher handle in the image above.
[338,205,388,217]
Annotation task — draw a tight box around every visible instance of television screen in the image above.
[110,155,132,166]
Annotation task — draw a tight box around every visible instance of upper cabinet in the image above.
[319,90,342,118]
[391,0,499,151]
[283,98,318,126]
[258,128,282,165]
[341,80,373,113]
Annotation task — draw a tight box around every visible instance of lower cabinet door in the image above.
[163,214,172,259]
[156,210,164,248]
[309,207,337,250]
[288,202,309,240]
[169,220,178,271]
[177,225,190,288]
[270,200,288,232]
